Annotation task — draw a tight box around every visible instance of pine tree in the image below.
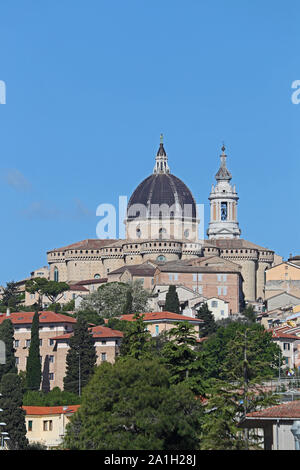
[64,316,97,395]
[0,373,28,449]
[119,313,152,360]
[164,285,180,313]
[0,319,17,381]
[122,290,133,315]
[196,302,217,338]
[26,310,41,391]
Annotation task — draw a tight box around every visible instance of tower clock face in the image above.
[221,202,227,221]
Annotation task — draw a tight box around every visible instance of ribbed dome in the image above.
[127,173,197,221]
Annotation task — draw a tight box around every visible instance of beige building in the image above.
[0,311,123,390]
[51,325,123,389]
[44,139,281,306]
[24,405,80,449]
[120,311,203,337]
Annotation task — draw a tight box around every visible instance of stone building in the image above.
[46,138,281,305]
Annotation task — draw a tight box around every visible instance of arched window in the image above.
[156,255,166,262]
[54,267,59,282]
[94,274,100,279]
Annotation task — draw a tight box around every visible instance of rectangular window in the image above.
[155,325,159,336]
[198,286,203,294]
[212,301,218,308]
[198,274,202,281]
[49,373,54,380]
[283,343,290,351]
[49,355,54,363]
[39,339,42,346]
[15,357,19,365]
[15,340,19,348]
[26,339,31,347]
[28,420,33,432]
[101,353,107,362]
[101,341,106,345]
[193,274,197,281]
[49,339,54,346]
[221,310,225,316]
[43,421,48,431]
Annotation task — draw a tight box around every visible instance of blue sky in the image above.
[0,0,298,285]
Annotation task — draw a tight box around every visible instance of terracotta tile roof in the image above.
[23,405,80,416]
[204,238,274,253]
[108,264,155,276]
[71,278,108,286]
[51,325,123,341]
[0,311,77,325]
[120,311,203,323]
[69,285,89,292]
[246,400,300,420]
[271,328,300,340]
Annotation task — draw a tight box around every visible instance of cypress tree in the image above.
[122,290,133,315]
[0,373,28,449]
[64,316,97,395]
[196,303,217,338]
[0,319,17,381]
[41,355,50,393]
[165,285,180,314]
[26,310,41,391]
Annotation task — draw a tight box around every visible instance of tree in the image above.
[23,387,80,406]
[161,321,205,394]
[122,290,133,315]
[25,277,70,310]
[0,319,17,381]
[242,304,257,323]
[26,310,41,391]
[1,281,22,310]
[0,373,28,449]
[41,355,50,393]
[64,316,97,395]
[196,302,217,338]
[199,321,281,382]
[63,358,203,450]
[164,285,180,313]
[119,313,152,360]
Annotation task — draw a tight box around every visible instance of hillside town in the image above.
[0,139,299,451]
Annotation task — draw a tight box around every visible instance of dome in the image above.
[127,174,197,221]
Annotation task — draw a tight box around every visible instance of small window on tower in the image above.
[221,202,227,221]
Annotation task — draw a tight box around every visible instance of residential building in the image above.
[24,405,80,449]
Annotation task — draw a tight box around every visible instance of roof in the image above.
[71,278,108,286]
[127,173,197,221]
[108,264,155,277]
[204,238,274,253]
[246,401,300,420]
[120,311,203,323]
[0,311,77,325]
[271,328,299,340]
[52,325,124,341]
[69,285,89,292]
[23,405,80,416]
[48,239,119,253]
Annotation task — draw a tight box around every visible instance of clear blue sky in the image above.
[0,0,298,286]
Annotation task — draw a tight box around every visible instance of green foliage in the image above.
[119,313,152,360]
[64,316,97,394]
[0,373,28,449]
[46,302,61,312]
[63,358,203,450]
[200,378,279,450]
[23,387,81,406]
[0,319,17,381]
[199,321,281,382]
[196,302,217,338]
[122,290,133,315]
[164,285,180,313]
[26,311,41,391]
[75,309,105,326]
[161,322,205,394]
[242,305,257,323]
[61,299,75,312]
[1,281,23,310]
[25,277,70,308]
[77,281,150,320]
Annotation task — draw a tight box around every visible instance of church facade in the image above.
[47,138,281,304]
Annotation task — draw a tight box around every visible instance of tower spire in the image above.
[153,134,170,174]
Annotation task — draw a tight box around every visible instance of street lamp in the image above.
[291,420,300,450]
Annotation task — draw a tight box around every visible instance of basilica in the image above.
[47,138,281,304]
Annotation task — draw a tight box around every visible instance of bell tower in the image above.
[207,145,241,239]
